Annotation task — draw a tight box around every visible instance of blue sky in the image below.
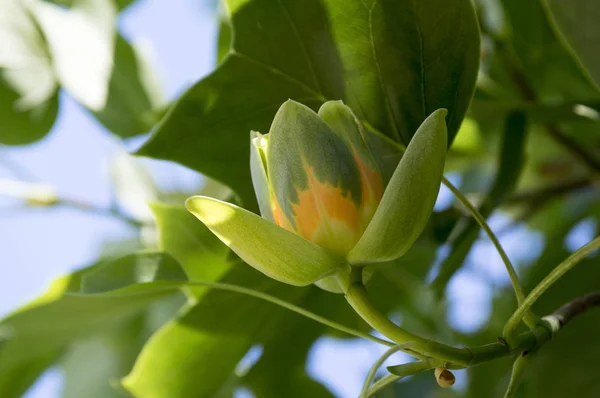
[2,1,595,397]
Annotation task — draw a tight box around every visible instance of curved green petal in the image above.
[185,195,344,285]
[267,100,369,254]
[348,109,448,265]
[317,101,380,174]
[250,131,274,221]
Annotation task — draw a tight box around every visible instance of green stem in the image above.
[343,268,557,367]
[366,361,434,397]
[360,344,409,398]
[366,374,401,397]
[183,280,395,347]
[504,354,529,398]
[441,176,538,328]
[363,123,534,327]
[345,269,473,365]
[503,236,600,340]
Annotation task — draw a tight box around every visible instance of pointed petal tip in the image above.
[184,195,212,216]
[435,108,449,118]
[317,100,351,116]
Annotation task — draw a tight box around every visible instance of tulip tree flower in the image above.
[186,100,447,291]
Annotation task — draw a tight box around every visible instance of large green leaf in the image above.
[121,265,310,398]
[244,288,336,398]
[0,252,185,380]
[138,0,480,206]
[0,350,60,398]
[545,0,600,90]
[61,316,144,398]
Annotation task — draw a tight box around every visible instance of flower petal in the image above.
[250,131,274,221]
[267,100,366,254]
[186,195,344,285]
[348,109,448,264]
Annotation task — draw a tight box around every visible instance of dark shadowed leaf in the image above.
[545,0,600,89]
[138,0,479,207]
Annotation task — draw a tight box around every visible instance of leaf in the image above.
[0,0,58,145]
[185,195,345,286]
[61,316,144,398]
[0,350,60,398]
[244,288,335,398]
[0,77,58,145]
[122,265,310,398]
[92,35,165,137]
[81,251,188,294]
[501,0,600,100]
[545,0,600,89]
[138,0,479,206]
[150,202,230,281]
[348,109,447,264]
[28,0,163,137]
[0,252,185,376]
[27,0,116,111]
[216,16,232,64]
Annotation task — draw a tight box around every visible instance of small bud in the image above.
[434,367,455,388]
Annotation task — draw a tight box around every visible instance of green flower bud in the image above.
[187,100,447,290]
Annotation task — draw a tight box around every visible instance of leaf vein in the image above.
[231,51,325,101]
[367,0,401,141]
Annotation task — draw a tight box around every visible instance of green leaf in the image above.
[0,0,58,145]
[61,316,144,398]
[81,251,188,294]
[185,195,344,286]
[138,0,479,206]
[92,35,165,137]
[0,350,60,398]
[216,16,232,64]
[122,265,309,398]
[348,109,448,264]
[545,0,600,89]
[502,0,600,99]
[0,77,58,145]
[0,252,185,377]
[244,288,338,398]
[150,202,230,281]
[28,0,164,137]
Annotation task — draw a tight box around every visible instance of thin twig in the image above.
[362,291,600,395]
[57,198,144,228]
[547,291,600,329]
